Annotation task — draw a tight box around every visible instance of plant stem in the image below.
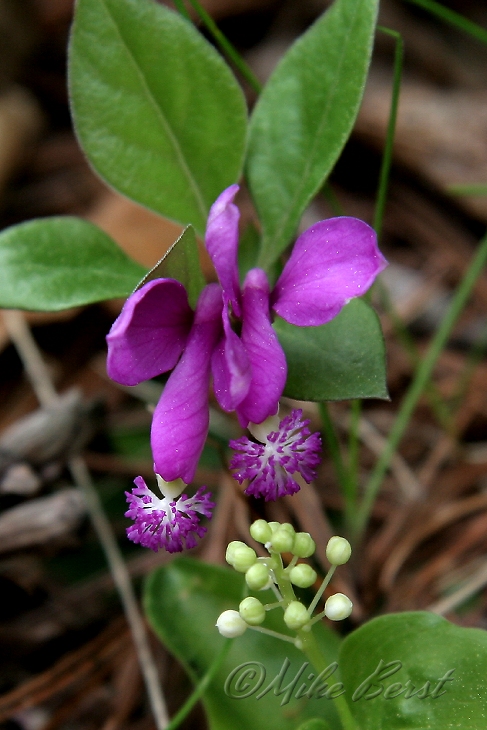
[373,26,403,240]
[319,403,351,506]
[185,0,262,93]
[164,640,231,730]
[297,628,357,730]
[308,566,336,616]
[172,0,191,21]
[354,231,487,542]
[405,0,487,45]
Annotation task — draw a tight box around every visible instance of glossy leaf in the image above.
[69,0,247,234]
[247,0,379,269]
[135,225,205,309]
[144,557,342,730]
[274,298,388,401]
[339,611,487,730]
[0,216,146,311]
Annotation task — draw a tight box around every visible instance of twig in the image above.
[1,310,169,729]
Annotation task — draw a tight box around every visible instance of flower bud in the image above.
[216,610,248,637]
[232,545,257,573]
[239,597,266,625]
[245,562,272,591]
[268,521,280,533]
[270,524,295,553]
[250,519,273,544]
[324,593,353,621]
[280,522,295,535]
[284,601,310,631]
[225,540,248,565]
[292,532,316,558]
[289,563,317,589]
[326,536,352,566]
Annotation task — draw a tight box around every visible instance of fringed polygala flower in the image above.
[125,474,214,553]
[229,409,322,500]
[107,185,387,484]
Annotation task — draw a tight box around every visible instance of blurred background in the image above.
[1,0,487,728]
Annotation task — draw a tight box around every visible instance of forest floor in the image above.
[1,0,487,728]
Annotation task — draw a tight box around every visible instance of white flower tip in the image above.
[156,474,185,500]
[324,593,353,621]
[216,610,248,638]
[248,412,280,443]
[326,536,352,565]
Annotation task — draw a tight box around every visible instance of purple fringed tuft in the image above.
[125,476,214,553]
[229,409,321,501]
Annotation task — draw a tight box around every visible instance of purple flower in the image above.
[107,185,387,484]
[229,409,322,500]
[125,474,214,553]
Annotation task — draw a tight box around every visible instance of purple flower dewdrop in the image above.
[125,474,214,553]
[107,185,387,485]
[229,409,322,501]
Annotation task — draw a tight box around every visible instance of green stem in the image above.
[185,0,262,93]
[354,231,487,541]
[165,640,232,730]
[248,625,297,644]
[376,279,453,432]
[271,552,356,730]
[297,628,357,730]
[404,0,487,45]
[347,399,361,505]
[322,181,345,216]
[319,403,351,508]
[308,566,336,616]
[373,26,403,240]
[172,0,191,21]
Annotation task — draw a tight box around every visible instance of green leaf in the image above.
[135,225,205,309]
[69,0,247,234]
[274,299,388,401]
[0,216,146,311]
[339,611,487,730]
[296,720,331,730]
[144,557,342,730]
[247,0,379,269]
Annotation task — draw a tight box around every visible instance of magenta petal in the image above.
[151,284,223,483]
[106,279,193,385]
[211,307,251,412]
[236,268,287,427]
[272,218,388,326]
[205,185,242,317]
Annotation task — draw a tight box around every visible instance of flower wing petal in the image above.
[211,307,251,412]
[236,268,287,427]
[107,278,193,385]
[205,184,241,316]
[272,218,388,326]
[151,284,223,483]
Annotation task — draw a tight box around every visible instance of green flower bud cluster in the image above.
[250,518,316,558]
[216,522,353,641]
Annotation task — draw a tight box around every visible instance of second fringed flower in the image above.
[125,474,214,553]
[230,409,322,500]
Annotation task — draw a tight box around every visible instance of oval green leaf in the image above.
[0,216,146,311]
[69,0,248,234]
[274,298,388,402]
[247,0,379,270]
[144,557,342,730]
[339,611,487,730]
